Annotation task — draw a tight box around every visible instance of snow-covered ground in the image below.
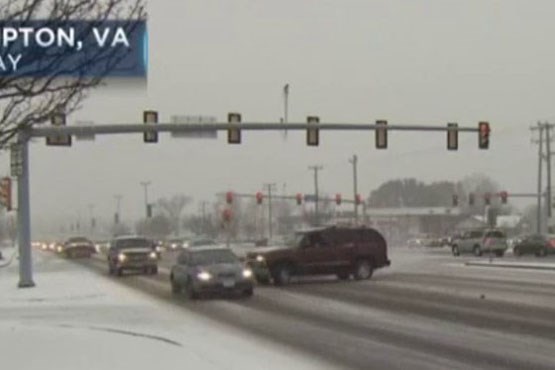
[0,250,331,370]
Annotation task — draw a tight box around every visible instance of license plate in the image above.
[223,279,235,288]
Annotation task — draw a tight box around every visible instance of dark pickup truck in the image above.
[246,226,390,285]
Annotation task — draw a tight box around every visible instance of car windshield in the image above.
[190,249,237,265]
[190,239,215,247]
[67,237,89,243]
[115,238,152,249]
[285,233,306,248]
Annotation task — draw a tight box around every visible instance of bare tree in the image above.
[0,0,146,148]
[157,195,192,236]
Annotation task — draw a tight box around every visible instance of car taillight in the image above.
[549,239,555,248]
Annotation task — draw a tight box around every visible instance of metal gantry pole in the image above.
[140,181,151,218]
[263,183,277,241]
[17,130,34,288]
[308,165,323,226]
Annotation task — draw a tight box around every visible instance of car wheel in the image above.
[354,259,373,280]
[495,250,504,257]
[116,268,123,277]
[243,287,254,297]
[473,246,482,257]
[536,248,548,257]
[337,272,350,280]
[452,245,460,256]
[170,278,181,295]
[272,264,292,286]
[151,266,158,275]
[513,247,521,257]
[185,280,198,300]
[108,265,114,275]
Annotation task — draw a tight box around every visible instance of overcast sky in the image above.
[3,0,555,235]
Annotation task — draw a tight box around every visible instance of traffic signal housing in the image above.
[375,120,388,149]
[478,121,490,149]
[306,116,320,146]
[452,194,458,207]
[227,113,241,144]
[335,193,342,206]
[500,191,508,204]
[447,123,458,151]
[226,191,233,205]
[0,177,12,211]
[484,193,491,206]
[296,193,303,206]
[143,110,159,143]
[468,193,475,206]
[355,194,362,205]
[256,191,263,205]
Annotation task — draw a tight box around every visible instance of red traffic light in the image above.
[296,193,303,206]
[335,193,342,205]
[256,191,263,205]
[355,194,362,205]
[226,191,233,205]
[478,121,490,149]
[500,191,508,204]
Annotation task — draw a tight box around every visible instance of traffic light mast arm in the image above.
[30,122,482,137]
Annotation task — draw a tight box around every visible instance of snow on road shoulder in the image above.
[0,251,330,370]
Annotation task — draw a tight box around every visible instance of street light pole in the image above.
[263,183,277,241]
[308,165,323,226]
[140,181,151,218]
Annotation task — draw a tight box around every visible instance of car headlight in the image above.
[242,269,253,279]
[197,271,212,281]
[56,246,63,253]
[183,242,190,248]
[155,246,163,252]
[256,255,265,262]
[118,253,127,262]
[149,251,157,259]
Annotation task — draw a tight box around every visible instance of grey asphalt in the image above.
[77,246,555,370]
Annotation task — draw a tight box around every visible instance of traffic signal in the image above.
[447,123,458,151]
[226,191,233,205]
[147,204,153,218]
[306,116,320,146]
[143,110,158,143]
[256,191,263,205]
[335,193,342,206]
[227,113,241,144]
[222,208,232,222]
[0,177,12,211]
[114,213,120,224]
[375,120,388,149]
[500,191,508,204]
[296,193,303,206]
[452,194,458,207]
[484,193,491,206]
[468,193,475,206]
[355,194,362,205]
[478,121,490,149]
[91,218,96,229]
[46,109,71,146]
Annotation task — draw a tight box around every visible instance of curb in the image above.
[465,261,555,271]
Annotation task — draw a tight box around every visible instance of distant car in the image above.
[245,226,390,285]
[61,237,96,258]
[167,238,188,251]
[107,236,158,276]
[451,229,508,257]
[170,247,254,299]
[512,234,555,257]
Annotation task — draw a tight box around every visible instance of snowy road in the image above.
[69,247,555,370]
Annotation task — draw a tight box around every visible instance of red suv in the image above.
[245,226,390,285]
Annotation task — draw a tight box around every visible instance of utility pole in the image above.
[348,154,359,224]
[263,183,277,241]
[114,194,122,224]
[140,181,151,218]
[533,123,544,234]
[308,165,323,226]
[200,201,208,234]
[88,204,95,237]
[546,123,552,220]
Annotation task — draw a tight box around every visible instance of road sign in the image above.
[46,111,71,146]
[10,144,22,177]
[75,120,96,141]
[170,115,218,139]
